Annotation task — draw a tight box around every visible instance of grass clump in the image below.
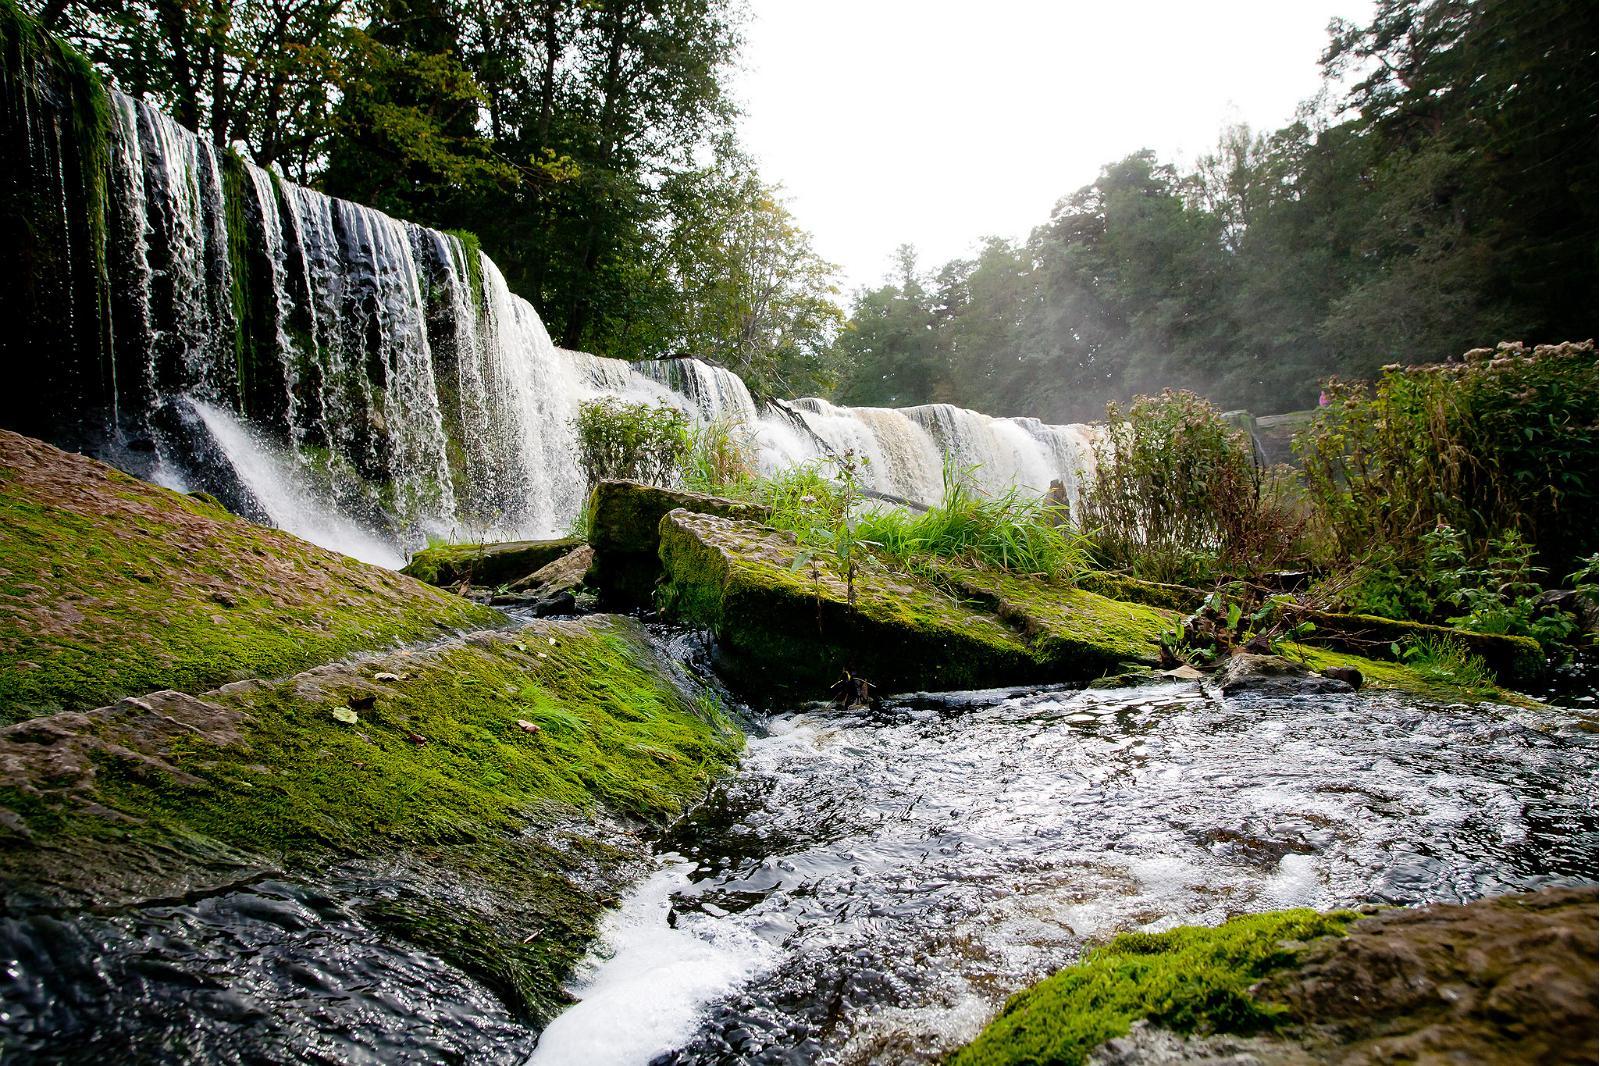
[951,909,1357,1066]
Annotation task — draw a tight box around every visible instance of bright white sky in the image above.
[731,0,1374,297]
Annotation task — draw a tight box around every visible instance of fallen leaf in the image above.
[1161,664,1205,680]
[331,708,359,724]
[516,719,541,734]
[406,732,427,745]
[373,672,401,682]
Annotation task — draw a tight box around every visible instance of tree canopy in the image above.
[833,0,1597,420]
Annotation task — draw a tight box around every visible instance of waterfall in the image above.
[3,65,1100,566]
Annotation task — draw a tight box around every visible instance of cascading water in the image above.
[3,66,1101,566]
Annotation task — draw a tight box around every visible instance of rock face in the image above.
[401,537,585,589]
[1215,654,1355,697]
[956,888,1597,1066]
[1257,887,1598,1065]
[657,508,1176,696]
[0,614,743,1026]
[0,429,501,722]
[585,480,769,605]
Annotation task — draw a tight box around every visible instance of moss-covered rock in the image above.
[1077,571,1205,613]
[586,480,769,606]
[0,430,501,722]
[951,888,1596,1066]
[937,568,1177,675]
[1302,610,1544,688]
[657,510,1175,696]
[0,613,743,1022]
[401,536,584,589]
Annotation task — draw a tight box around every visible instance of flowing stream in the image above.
[3,677,1593,1063]
[532,682,1596,1065]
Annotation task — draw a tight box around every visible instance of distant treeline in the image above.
[833,0,1599,421]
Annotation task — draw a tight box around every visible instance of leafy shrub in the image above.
[1077,390,1306,585]
[573,398,690,488]
[1297,341,1598,574]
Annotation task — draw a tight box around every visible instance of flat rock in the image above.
[1215,653,1354,697]
[401,537,584,589]
[587,481,768,605]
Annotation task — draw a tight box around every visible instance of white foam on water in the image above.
[527,861,778,1066]
[188,400,405,568]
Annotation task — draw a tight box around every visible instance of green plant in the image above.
[683,418,758,496]
[856,457,1089,580]
[1297,344,1598,575]
[1078,390,1305,585]
[573,399,691,489]
[786,449,871,605]
[1396,636,1499,695]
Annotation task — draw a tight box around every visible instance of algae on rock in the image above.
[657,509,1175,695]
[0,430,501,722]
[0,614,744,1023]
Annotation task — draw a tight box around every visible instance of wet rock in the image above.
[1259,887,1598,1064]
[656,509,1174,698]
[1215,654,1354,697]
[1318,665,1363,690]
[1088,1020,1303,1065]
[401,537,584,590]
[586,481,769,606]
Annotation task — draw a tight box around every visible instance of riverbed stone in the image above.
[657,508,1177,696]
[401,536,584,589]
[585,480,769,605]
[1215,653,1354,697]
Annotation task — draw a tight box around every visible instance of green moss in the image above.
[0,616,742,1020]
[1077,571,1205,613]
[1303,610,1543,688]
[402,537,584,589]
[1288,643,1532,706]
[587,481,769,605]
[951,909,1358,1066]
[0,432,501,721]
[660,510,1045,694]
[941,568,1177,673]
[445,229,485,310]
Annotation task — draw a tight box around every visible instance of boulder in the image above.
[401,537,584,589]
[1319,664,1363,690]
[1215,653,1355,697]
[490,545,594,615]
[656,509,1177,697]
[586,480,769,606]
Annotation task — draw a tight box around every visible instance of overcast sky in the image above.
[730,0,1375,296]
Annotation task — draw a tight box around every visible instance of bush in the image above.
[1297,341,1598,574]
[573,399,690,489]
[1077,390,1305,585]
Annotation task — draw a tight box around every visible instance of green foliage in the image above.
[683,418,759,497]
[855,460,1088,580]
[1397,635,1499,697]
[572,398,690,489]
[1298,345,1599,574]
[950,909,1358,1066]
[1077,390,1305,584]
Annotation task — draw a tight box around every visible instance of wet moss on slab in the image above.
[1301,610,1544,688]
[938,568,1177,676]
[950,909,1358,1066]
[0,615,743,1020]
[1077,571,1205,613]
[1288,643,1529,705]
[401,537,585,589]
[0,430,500,722]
